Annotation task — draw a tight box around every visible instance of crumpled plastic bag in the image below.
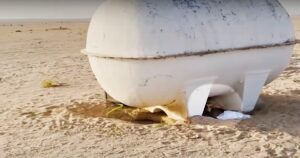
[217,111,251,120]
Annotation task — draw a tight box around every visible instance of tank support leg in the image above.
[238,70,270,112]
[104,92,120,104]
[186,77,216,117]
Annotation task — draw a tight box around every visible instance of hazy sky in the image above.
[0,0,102,20]
[280,0,300,15]
[0,0,299,20]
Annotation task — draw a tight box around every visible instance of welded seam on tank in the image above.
[83,40,297,60]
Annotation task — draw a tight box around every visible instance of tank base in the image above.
[104,70,270,120]
[185,70,270,118]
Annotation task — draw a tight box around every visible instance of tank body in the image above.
[83,0,295,120]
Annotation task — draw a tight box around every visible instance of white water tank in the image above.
[82,0,295,120]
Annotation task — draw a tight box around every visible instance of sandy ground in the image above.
[0,17,299,157]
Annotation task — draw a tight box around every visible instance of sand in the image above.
[0,17,299,157]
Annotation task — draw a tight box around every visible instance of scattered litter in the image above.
[217,111,251,120]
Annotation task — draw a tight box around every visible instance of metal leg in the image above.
[104,91,120,104]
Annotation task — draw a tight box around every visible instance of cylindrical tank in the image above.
[82,0,295,120]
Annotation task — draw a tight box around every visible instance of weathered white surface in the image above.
[84,0,295,120]
[86,0,294,58]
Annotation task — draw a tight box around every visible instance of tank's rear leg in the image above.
[238,70,270,112]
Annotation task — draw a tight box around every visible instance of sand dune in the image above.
[0,17,299,157]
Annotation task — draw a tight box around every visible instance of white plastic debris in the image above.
[217,111,251,120]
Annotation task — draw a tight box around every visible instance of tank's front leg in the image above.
[185,77,217,117]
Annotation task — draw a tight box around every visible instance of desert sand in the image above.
[0,17,299,157]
